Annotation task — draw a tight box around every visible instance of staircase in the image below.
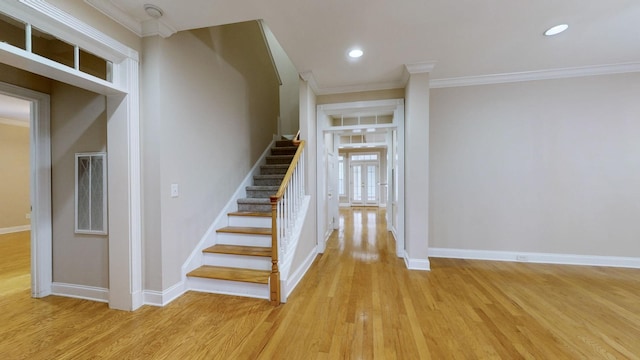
[187,139,298,301]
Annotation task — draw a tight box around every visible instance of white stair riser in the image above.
[228,216,271,228]
[203,253,272,271]
[217,233,271,247]
[188,277,268,300]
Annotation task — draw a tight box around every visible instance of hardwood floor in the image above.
[1,211,640,359]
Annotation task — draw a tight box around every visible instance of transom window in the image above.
[0,11,112,82]
[351,153,378,161]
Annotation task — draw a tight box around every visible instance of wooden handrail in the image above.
[271,140,305,202]
[268,139,305,305]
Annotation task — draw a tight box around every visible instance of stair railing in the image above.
[269,139,305,305]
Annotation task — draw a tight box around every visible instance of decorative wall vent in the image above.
[75,152,107,234]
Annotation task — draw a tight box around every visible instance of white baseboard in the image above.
[404,255,431,271]
[0,225,31,235]
[429,248,640,269]
[143,280,187,307]
[51,282,109,303]
[282,246,318,303]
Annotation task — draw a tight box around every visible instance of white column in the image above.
[107,58,143,310]
[404,63,434,270]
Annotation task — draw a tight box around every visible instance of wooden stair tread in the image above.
[204,244,271,257]
[228,211,271,218]
[216,226,272,235]
[187,266,269,284]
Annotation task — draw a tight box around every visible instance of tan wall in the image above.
[141,21,279,290]
[0,123,30,229]
[0,63,52,94]
[317,88,405,105]
[51,81,108,287]
[429,73,640,257]
[0,64,51,228]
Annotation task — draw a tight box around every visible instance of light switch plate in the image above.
[171,183,179,198]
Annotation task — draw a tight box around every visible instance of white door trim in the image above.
[0,82,52,298]
[0,1,143,310]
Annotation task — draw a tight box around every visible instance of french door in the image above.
[351,162,379,206]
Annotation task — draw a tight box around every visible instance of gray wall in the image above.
[429,73,640,257]
[141,21,279,291]
[51,82,108,287]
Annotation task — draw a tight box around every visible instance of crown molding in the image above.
[430,62,640,88]
[301,70,406,95]
[84,0,142,36]
[400,61,437,86]
[299,71,319,94]
[405,61,437,74]
[141,18,177,38]
[85,0,177,38]
[314,80,406,96]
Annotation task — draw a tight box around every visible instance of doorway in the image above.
[0,82,52,298]
[316,99,405,256]
[0,93,32,294]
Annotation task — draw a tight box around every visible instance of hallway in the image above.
[1,208,639,358]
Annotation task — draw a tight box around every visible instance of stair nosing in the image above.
[204,244,271,257]
[187,265,269,284]
[216,226,272,235]
[228,211,271,218]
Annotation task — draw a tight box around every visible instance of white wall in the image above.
[429,73,640,257]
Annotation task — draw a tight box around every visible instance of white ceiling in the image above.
[87,0,640,93]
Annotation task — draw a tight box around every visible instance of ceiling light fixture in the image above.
[144,4,164,19]
[544,24,569,36]
[348,49,364,58]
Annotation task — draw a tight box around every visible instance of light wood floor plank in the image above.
[2,210,640,359]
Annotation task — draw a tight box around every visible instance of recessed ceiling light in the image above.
[348,49,364,58]
[544,24,569,36]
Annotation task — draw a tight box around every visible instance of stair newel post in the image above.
[269,196,281,305]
